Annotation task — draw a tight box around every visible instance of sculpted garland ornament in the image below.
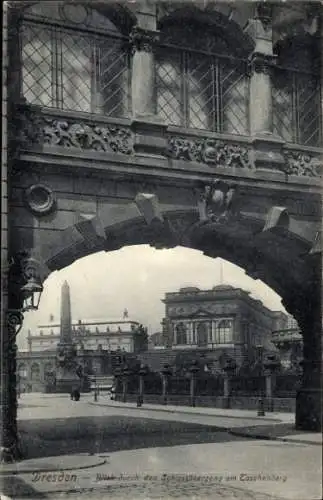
[18,108,134,155]
[284,151,322,177]
[167,136,252,169]
[43,120,134,155]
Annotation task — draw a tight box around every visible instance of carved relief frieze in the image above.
[17,107,134,156]
[167,136,252,169]
[283,150,322,178]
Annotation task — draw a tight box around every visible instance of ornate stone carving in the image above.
[283,150,322,177]
[6,310,24,338]
[248,52,276,75]
[57,344,77,369]
[42,119,134,154]
[130,26,159,53]
[17,107,134,155]
[167,136,252,168]
[21,255,43,284]
[24,184,56,216]
[197,180,237,224]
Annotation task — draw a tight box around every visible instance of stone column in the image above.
[130,3,167,157]
[245,4,285,173]
[286,288,322,431]
[131,26,157,118]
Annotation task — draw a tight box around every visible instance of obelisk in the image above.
[55,281,79,393]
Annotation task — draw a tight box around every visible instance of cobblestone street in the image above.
[0,394,321,499]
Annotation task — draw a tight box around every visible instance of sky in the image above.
[18,245,286,351]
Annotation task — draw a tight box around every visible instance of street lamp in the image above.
[21,277,43,312]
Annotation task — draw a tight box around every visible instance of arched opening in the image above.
[20,2,133,117]
[155,9,252,134]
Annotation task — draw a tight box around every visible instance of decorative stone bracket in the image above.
[196,180,237,224]
[129,26,160,53]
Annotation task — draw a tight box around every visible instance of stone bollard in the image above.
[257,395,265,416]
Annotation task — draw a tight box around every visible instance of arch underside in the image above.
[30,195,319,318]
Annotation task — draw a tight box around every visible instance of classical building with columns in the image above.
[17,316,142,393]
[162,285,286,359]
[2,0,322,460]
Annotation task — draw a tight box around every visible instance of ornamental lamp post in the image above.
[263,354,281,412]
[137,364,148,407]
[255,345,266,416]
[189,360,200,407]
[122,364,131,403]
[222,358,237,409]
[113,366,122,400]
[161,363,172,405]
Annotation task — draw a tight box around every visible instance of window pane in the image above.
[156,50,182,126]
[297,74,321,146]
[22,23,54,107]
[272,69,293,142]
[220,60,249,135]
[61,31,92,112]
[97,38,130,117]
[187,54,213,130]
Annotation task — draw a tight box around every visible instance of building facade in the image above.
[18,314,146,392]
[27,318,141,353]
[272,315,303,369]
[162,285,286,362]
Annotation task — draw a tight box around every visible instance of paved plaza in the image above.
[0,393,322,500]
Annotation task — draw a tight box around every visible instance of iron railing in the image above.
[272,66,322,147]
[21,19,131,117]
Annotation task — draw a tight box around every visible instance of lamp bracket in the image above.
[7,309,24,338]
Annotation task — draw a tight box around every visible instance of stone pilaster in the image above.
[285,287,322,431]
[130,20,167,156]
[246,4,285,173]
[1,309,24,462]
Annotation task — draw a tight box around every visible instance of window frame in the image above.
[20,9,131,117]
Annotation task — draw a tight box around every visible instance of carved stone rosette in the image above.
[283,150,322,177]
[129,26,160,53]
[24,184,56,216]
[167,136,252,169]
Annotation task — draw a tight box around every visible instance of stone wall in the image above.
[115,393,295,413]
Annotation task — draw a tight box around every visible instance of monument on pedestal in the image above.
[55,281,80,393]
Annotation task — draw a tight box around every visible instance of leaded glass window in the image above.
[216,319,233,344]
[272,42,322,147]
[21,3,131,117]
[156,24,249,135]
